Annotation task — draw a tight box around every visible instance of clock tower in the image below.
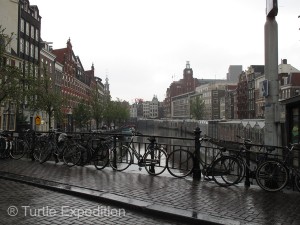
[183,61,193,79]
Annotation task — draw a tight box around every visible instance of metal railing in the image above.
[2,128,300,189]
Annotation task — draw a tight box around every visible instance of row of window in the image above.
[20,18,39,41]
[20,38,38,59]
[21,1,40,21]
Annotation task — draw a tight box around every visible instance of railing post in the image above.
[149,137,156,174]
[244,142,251,187]
[193,127,202,180]
[112,135,117,169]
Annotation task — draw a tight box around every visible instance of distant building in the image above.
[196,81,228,120]
[227,65,243,83]
[224,84,237,119]
[164,61,200,118]
[278,59,300,100]
[171,92,194,119]
[236,65,264,119]
[143,96,159,119]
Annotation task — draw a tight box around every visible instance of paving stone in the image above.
[0,159,300,224]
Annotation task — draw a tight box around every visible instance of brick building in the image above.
[164,61,200,117]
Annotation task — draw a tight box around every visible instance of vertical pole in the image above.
[149,137,156,174]
[193,127,202,180]
[244,143,251,187]
[112,136,117,169]
[264,3,279,147]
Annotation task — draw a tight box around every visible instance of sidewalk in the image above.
[0,159,300,225]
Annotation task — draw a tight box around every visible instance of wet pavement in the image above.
[0,159,300,225]
[0,179,186,225]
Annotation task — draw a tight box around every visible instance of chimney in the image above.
[282,59,287,64]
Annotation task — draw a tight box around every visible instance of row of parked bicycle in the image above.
[1,129,300,193]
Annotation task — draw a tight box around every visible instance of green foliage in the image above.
[27,64,65,128]
[103,99,130,127]
[73,100,91,129]
[0,26,23,105]
[190,95,205,120]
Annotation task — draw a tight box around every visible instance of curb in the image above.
[0,171,240,225]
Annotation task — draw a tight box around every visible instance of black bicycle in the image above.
[109,131,168,176]
[255,143,300,192]
[76,133,112,170]
[166,136,243,187]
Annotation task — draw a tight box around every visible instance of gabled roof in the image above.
[52,48,67,64]
[278,63,300,74]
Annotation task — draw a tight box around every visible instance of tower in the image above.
[183,61,193,79]
[104,75,110,96]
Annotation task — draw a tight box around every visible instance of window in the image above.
[20,38,24,53]
[31,25,34,39]
[35,46,38,59]
[25,41,29,55]
[26,22,29,36]
[21,19,24,32]
[36,29,39,41]
[30,44,34,57]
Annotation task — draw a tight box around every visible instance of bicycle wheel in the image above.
[109,145,132,171]
[167,149,194,178]
[77,145,91,166]
[10,139,26,160]
[94,148,109,170]
[62,145,82,167]
[294,172,300,192]
[32,141,46,161]
[211,156,243,187]
[256,160,288,192]
[39,144,53,164]
[144,147,167,176]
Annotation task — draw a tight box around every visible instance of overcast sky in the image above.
[29,0,300,103]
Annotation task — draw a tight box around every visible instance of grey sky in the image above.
[29,0,300,103]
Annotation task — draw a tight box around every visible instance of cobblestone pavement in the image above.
[0,159,300,224]
[0,179,186,225]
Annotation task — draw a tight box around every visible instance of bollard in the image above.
[193,127,202,180]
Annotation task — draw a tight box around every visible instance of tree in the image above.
[102,99,130,128]
[190,96,205,120]
[73,100,91,131]
[28,64,64,129]
[0,26,23,105]
[90,89,105,130]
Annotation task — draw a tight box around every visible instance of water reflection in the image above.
[137,126,195,151]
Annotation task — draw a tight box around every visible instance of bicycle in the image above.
[0,131,17,159]
[76,133,112,170]
[166,136,243,187]
[109,131,168,176]
[255,143,300,192]
[11,129,46,161]
[38,131,82,167]
[230,135,274,185]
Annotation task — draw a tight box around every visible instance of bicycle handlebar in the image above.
[236,135,252,144]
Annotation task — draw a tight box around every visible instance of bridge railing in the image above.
[4,128,300,189]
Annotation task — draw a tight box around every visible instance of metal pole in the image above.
[264,1,279,146]
[193,127,201,180]
[149,137,156,174]
[244,143,251,187]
